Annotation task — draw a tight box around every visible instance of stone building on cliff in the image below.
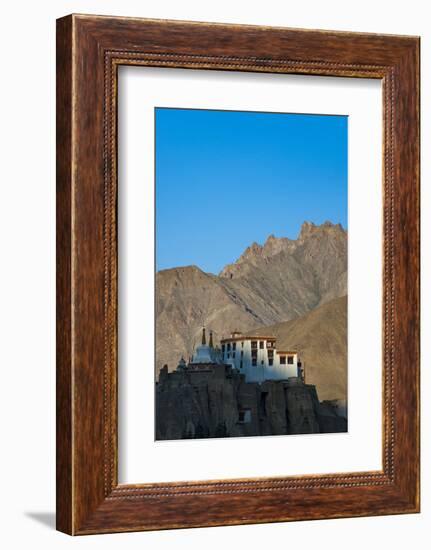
[221,330,303,383]
[156,328,346,440]
[180,327,304,383]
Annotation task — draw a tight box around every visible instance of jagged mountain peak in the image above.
[263,233,293,254]
[246,241,263,255]
[220,221,345,279]
[299,220,345,241]
[240,235,291,259]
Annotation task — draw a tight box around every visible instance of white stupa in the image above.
[190,328,221,364]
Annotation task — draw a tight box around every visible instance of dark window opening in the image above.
[251,341,258,349]
[238,409,251,423]
[259,341,264,349]
[280,355,286,365]
[287,356,294,364]
[232,342,236,351]
[259,393,268,417]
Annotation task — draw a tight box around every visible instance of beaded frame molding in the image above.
[56,14,420,535]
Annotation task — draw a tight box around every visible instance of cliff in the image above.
[156,364,347,440]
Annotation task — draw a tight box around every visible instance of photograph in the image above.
[155,107,348,440]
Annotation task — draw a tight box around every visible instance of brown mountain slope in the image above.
[156,221,347,374]
[156,266,261,373]
[252,295,347,401]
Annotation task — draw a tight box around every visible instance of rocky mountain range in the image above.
[156,220,347,398]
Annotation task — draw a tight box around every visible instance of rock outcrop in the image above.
[156,364,347,440]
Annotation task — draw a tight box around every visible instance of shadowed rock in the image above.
[156,365,347,440]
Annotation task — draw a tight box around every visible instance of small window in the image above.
[241,341,244,348]
[260,393,268,416]
[240,360,243,369]
[251,340,258,350]
[280,356,286,365]
[241,350,244,358]
[232,342,236,351]
[259,341,264,349]
[268,350,274,359]
[238,409,252,423]
[287,355,294,364]
[227,343,231,351]
[252,358,257,366]
[269,358,273,366]
[261,360,264,365]
[232,352,236,359]
[222,344,225,353]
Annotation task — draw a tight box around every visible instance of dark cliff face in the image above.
[155,365,347,441]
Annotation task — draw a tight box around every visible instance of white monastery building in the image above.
[220,331,301,383]
[178,328,302,384]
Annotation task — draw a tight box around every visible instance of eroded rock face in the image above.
[155,365,347,440]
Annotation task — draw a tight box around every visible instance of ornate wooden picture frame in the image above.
[56,14,420,535]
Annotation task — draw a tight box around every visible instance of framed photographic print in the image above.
[56,14,420,534]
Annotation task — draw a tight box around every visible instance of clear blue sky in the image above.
[156,108,347,274]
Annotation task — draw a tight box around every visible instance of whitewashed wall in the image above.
[222,338,298,382]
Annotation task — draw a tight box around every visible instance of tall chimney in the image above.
[201,327,206,345]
